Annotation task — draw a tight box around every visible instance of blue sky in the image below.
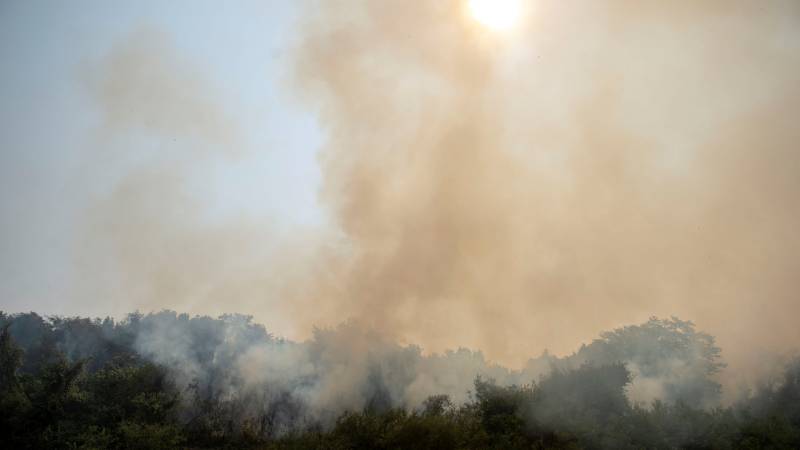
[0,0,324,312]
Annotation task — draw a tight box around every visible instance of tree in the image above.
[573,317,724,408]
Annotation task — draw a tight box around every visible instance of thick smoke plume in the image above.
[72,1,800,396]
[287,0,800,377]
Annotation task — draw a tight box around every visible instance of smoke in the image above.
[71,1,800,398]
[101,313,728,427]
[1,309,737,439]
[286,0,800,377]
[122,312,528,429]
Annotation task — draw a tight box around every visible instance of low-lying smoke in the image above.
[0,311,735,432]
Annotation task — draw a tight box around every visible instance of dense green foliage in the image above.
[1,312,798,449]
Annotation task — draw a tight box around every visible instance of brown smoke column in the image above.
[75,1,800,390]
[286,0,800,378]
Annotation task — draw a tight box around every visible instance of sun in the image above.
[468,0,523,31]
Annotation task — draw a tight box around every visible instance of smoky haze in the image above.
[287,0,800,372]
[66,0,800,391]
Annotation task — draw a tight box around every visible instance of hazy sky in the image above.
[1,0,324,313]
[1,0,799,375]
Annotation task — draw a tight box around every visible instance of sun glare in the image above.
[468,0,523,31]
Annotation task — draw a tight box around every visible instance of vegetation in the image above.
[1,311,798,449]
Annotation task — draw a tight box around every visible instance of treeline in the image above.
[1,311,798,449]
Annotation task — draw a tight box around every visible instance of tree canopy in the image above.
[1,311,798,449]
